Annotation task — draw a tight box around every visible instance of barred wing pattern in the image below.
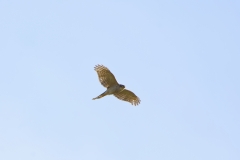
[94,65,119,88]
[114,89,141,106]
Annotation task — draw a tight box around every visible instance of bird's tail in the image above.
[92,92,106,100]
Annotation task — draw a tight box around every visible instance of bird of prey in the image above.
[92,64,140,106]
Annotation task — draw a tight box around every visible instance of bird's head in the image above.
[119,84,125,90]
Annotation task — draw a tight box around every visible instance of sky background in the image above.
[0,1,240,160]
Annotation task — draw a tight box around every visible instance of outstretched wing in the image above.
[94,64,119,88]
[114,89,140,106]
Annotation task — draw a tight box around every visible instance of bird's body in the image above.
[92,65,140,106]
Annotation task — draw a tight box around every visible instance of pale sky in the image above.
[0,1,239,160]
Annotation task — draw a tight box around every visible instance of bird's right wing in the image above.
[94,65,118,88]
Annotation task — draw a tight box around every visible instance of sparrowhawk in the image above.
[92,65,140,106]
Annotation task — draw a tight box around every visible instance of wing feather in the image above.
[94,65,118,88]
[114,89,140,106]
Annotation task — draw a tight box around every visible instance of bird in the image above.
[92,64,140,106]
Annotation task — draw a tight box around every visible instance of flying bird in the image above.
[92,64,140,106]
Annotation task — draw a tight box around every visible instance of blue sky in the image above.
[0,1,239,160]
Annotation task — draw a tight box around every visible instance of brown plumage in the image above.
[92,64,140,106]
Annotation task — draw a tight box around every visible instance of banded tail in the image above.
[92,92,106,100]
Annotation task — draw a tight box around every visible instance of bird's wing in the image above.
[94,64,118,88]
[114,89,140,106]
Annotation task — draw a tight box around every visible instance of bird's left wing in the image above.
[114,89,140,106]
